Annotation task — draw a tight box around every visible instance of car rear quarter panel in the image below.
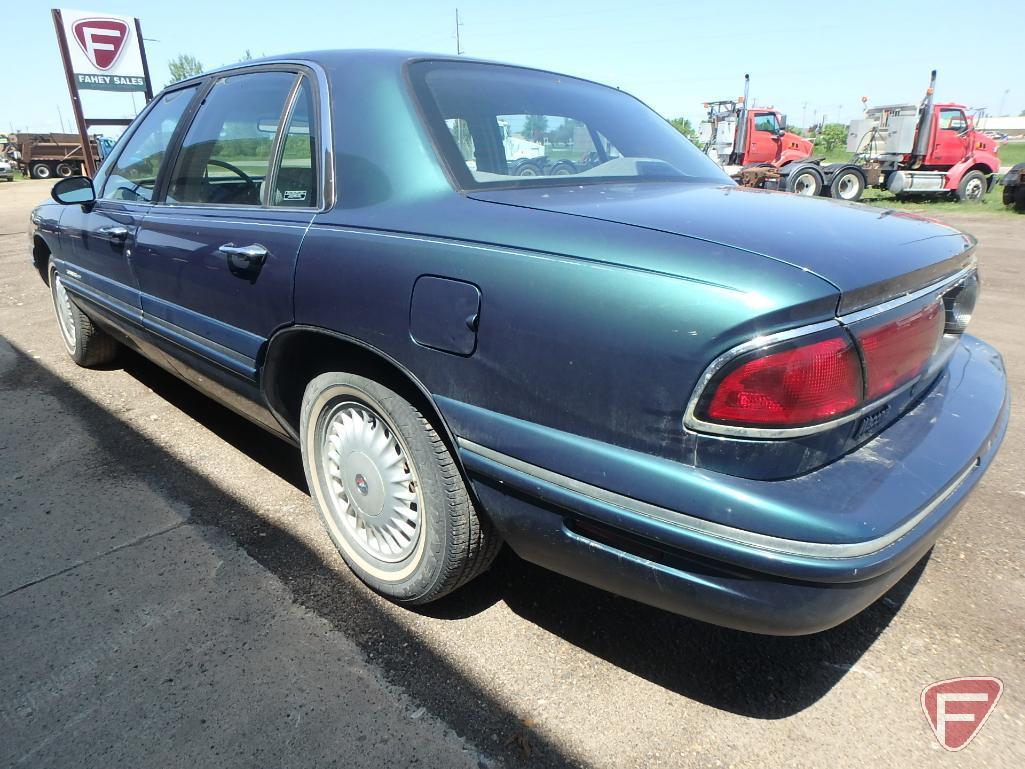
[293,211,838,464]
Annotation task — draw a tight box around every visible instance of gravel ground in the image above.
[1,178,1022,768]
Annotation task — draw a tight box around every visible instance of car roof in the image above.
[172,49,507,86]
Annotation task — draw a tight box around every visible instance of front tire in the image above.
[300,372,499,604]
[32,163,52,179]
[956,170,987,202]
[48,265,118,367]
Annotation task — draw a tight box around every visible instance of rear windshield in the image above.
[409,61,729,190]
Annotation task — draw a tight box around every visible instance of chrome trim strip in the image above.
[838,263,976,325]
[683,263,977,439]
[459,438,978,560]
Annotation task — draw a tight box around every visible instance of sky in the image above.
[2,0,1022,137]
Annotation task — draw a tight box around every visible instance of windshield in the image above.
[409,61,730,190]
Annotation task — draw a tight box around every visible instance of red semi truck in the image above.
[699,72,1000,204]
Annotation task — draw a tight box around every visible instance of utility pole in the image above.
[455,8,464,55]
[999,88,1010,116]
[801,101,808,131]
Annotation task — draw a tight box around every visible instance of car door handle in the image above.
[97,225,129,241]
[218,243,268,267]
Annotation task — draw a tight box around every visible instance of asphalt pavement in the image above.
[1,179,1022,768]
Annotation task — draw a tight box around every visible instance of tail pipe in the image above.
[912,69,937,162]
[734,74,751,162]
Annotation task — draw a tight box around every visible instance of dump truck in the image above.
[847,71,1001,202]
[3,132,115,179]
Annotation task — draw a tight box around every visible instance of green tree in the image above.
[815,123,848,152]
[523,114,548,142]
[168,54,204,84]
[669,117,700,146]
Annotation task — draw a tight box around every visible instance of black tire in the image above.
[300,371,499,604]
[1015,186,1025,214]
[55,163,74,178]
[955,170,987,202]
[515,161,543,177]
[786,166,822,196]
[828,168,865,201]
[1003,185,1016,207]
[549,161,576,176]
[48,264,119,367]
[32,163,52,179]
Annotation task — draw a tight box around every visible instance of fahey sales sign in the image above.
[58,8,149,92]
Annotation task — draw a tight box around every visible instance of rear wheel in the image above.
[515,161,543,177]
[786,167,822,196]
[48,265,118,367]
[32,163,52,179]
[829,168,864,201]
[956,170,987,202]
[300,371,499,604]
[55,162,74,178]
[1015,186,1025,214]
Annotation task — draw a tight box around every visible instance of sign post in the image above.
[51,8,153,177]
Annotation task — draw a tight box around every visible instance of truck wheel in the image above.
[49,265,119,367]
[956,170,987,202]
[786,167,822,196]
[515,161,543,177]
[829,169,864,201]
[32,163,52,179]
[1015,186,1025,214]
[301,371,500,604]
[55,163,74,178]
[1003,185,1015,206]
[549,161,576,176]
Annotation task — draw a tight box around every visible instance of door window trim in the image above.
[96,80,206,205]
[150,62,330,212]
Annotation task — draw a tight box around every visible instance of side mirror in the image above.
[51,176,96,205]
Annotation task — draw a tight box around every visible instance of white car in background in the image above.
[0,158,14,181]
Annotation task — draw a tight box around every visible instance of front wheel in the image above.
[786,167,822,196]
[956,170,987,202]
[32,163,52,179]
[829,169,864,201]
[300,372,499,604]
[49,265,119,367]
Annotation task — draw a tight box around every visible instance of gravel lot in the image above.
[2,178,1023,768]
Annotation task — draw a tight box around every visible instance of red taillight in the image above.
[856,302,943,400]
[703,336,862,427]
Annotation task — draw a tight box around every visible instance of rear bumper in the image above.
[458,337,1008,634]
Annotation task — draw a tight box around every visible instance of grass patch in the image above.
[858,184,1014,216]
[998,142,1025,167]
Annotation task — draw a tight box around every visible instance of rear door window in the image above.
[166,71,297,206]
[269,76,318,207]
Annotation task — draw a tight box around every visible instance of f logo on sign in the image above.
[72,18,130,71]
[921,677,1003,751]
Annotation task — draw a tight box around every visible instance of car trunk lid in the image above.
[468,182,975,313]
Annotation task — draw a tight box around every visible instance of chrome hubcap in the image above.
[53,275,77,349]
[965,178,983,199]
[321,402,421,563]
